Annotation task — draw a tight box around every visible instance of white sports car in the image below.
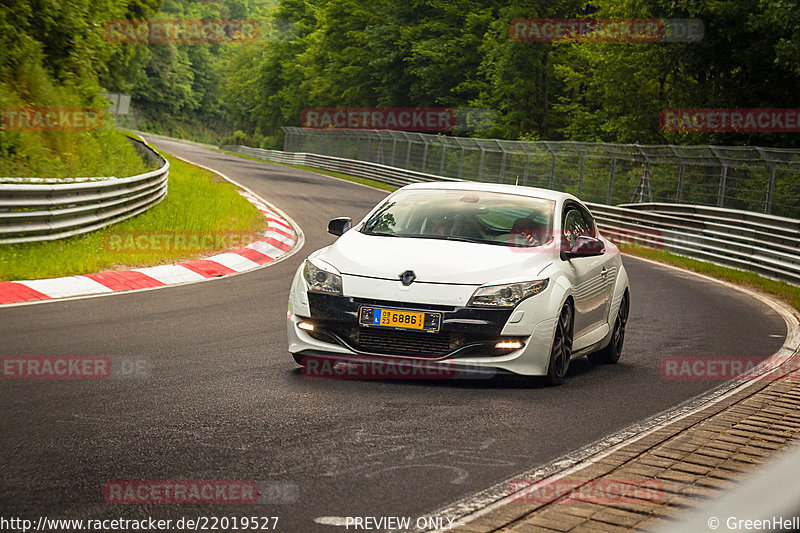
[287,182,630,385]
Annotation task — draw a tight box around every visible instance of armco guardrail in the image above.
[223,144,800,286]
[0,137,168,244]
[587,202,800,285]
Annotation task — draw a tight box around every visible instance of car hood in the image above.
[315,230,556,285]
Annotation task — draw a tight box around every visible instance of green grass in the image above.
[0,123,150,180]
[0,150,268,281]
[216,148,397,192]
[619,243,800,312]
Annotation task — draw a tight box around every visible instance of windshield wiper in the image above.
[438,235,492,244]
[362,232,499,245]
[395,234,495,245]
[361,230,400,237]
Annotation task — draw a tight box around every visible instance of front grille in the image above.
[310,322,514,358]
[306,293,516,358]
[356,328,452,357]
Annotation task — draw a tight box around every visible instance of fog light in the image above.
[298,322,315,332]
[495,340,523,350]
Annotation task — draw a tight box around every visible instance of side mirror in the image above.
[328,217,352,237]
[563,235,605,259]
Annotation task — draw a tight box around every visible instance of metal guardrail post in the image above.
[498,140,507,182]
[375,131,385,165]
[607,157,617,204]
[421,136,429,172]
[718,164,728,207]
[404,133,412,169]
[632,145,653,203]
[478,146,486,181]
[708,146,727,208]
[632,162,652,203]
[348,133,361,159]
[573,144,585,197]
[668,145,687,203]
[755,147,778,215]
[438,139,447,176]
[523,149,531,187]
[365,131,373,162]
[766,163,776,214]
[543,141,558,189]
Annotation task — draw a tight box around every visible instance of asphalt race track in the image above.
[0,137,787,532]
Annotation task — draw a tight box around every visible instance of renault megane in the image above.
[287,182,630,385]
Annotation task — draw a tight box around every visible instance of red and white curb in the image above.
[0,188,302,306]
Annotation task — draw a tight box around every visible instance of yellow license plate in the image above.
[359,306,441,332]
[375,309,426,330]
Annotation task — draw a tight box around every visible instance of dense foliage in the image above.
[213,0,800,147]
[0,0,158,176]
[2,0,800,153]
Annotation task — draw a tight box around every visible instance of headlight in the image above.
[303,260,343,295]
[468,279,549,307]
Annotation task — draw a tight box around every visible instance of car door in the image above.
[580,205,615,325]
[562,203,613,338]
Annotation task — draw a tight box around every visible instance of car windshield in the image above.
[361,189,555,247]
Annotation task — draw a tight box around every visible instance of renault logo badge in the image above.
[399,270,416,286]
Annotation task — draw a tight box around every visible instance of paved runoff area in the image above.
[453,345,800,532]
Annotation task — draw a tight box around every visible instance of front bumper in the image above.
[299,293,518,359]
[288,294,558,377]
[287,259,559,376]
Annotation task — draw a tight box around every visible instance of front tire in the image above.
[589,291,629,365]
[545,303,573,386]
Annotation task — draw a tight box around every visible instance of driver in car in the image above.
[510,214,548,247]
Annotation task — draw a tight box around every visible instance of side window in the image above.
[562,206,592,250]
